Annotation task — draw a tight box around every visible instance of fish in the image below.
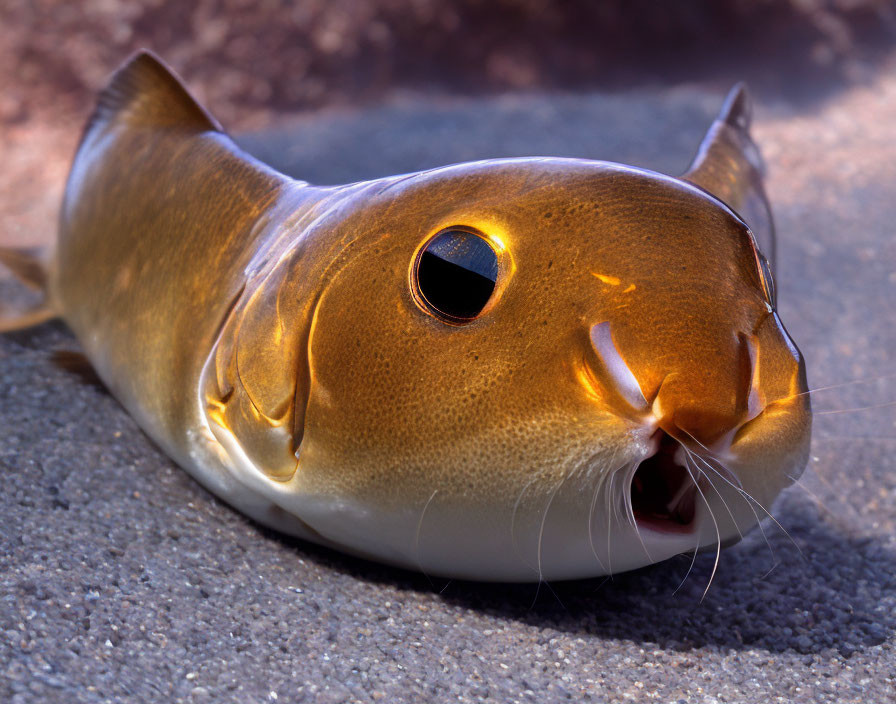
[0,50,811,582]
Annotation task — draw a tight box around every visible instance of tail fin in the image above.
[0,246,56,332]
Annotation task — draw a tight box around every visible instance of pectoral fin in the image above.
[204,254,318,482]
[683,84,776,263]
[0,246,56,332]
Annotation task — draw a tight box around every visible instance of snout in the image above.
[584,317,806,554]
[588,321,758,447]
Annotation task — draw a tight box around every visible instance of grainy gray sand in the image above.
[1,74,894,702]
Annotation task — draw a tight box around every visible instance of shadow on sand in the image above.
[275,498,893,657]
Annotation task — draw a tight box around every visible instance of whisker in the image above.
[590,575,612,593]
[784,472,843,523]
[606,491,615,577]
[531,470,568,608]
[686,449,743,541]
[672,540,701,597]
[623,462,640,527]
[587,463,615,577]
[786,464,863,526]
[814,400,896,416]
[738,487,804,560]
[586,449,619,574]
[603,459,638,576]
[586,478,607,574]
[677,427,805,561]
[510,475,541,569]
[540,578,568,612]
[798,462,838,497]
[622,467,635,525]
[625,461,653,564]
[695,451,777,564]
[684,463,721,602]
[759,561,781,580]
[677,428,717,458]
[765,371,896,406]
[633,522,652,563]
[605,471,616,527]
[414,489,439,587]
[704,455,805,561]
[605,470,623,568]
[537,473,566,581]
[526,579,568,612]
[610,471,624,527]
[811,434,896,443]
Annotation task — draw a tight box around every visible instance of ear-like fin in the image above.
[88,49,223,134]
[0,246,48,291]
[0,246,56,332]
[682,84,775,263]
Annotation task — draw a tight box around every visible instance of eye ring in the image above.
[412,227,502,324]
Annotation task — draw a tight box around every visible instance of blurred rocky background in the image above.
[2,5,896,702]
[4,0,894,249]
[2,0,895,127]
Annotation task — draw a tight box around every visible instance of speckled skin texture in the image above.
[1,73,894,701]
[38,54,810,580]
[286,159,809,578]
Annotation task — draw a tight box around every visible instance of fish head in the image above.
[217,156,807,581]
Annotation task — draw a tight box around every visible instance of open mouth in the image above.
[630,431,699,534]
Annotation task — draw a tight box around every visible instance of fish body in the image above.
[2,52,810,581]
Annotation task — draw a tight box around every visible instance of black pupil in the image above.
[417,230,498,320]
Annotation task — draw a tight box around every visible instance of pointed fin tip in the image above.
[682,82,775,263]
[0,246,49,291]
[719,82,752,131]
[0,245,56,332]
[89,49,222,134]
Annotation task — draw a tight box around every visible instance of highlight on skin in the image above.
[0,50,815,585]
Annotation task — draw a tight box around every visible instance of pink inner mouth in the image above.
[631,431,698,534]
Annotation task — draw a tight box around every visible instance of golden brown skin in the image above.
[6,51,811,581]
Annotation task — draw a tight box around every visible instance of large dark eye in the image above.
[415,228,499,322]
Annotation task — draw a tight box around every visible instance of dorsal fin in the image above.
[88,49,222,133]
[682,83,776,264]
